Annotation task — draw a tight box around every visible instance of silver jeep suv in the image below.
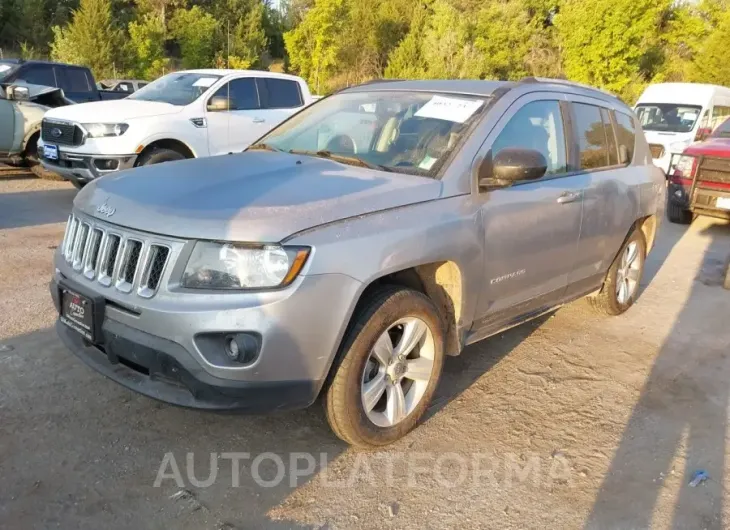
[51,79,665,447]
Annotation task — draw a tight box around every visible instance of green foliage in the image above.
[128,13,169,79]
[692,10,730,86]
[50,0,124,79]
[170,6,219,69]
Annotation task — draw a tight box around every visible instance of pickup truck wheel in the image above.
[667,201,693,224]
[324,286,445,448]
[136,148,186,166]
[589,229,646,316]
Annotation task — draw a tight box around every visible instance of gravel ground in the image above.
[1,170,730,529]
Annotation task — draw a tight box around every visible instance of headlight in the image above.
[82,123,129,138]
[673,155,696,178]
[669,140,691,153]
[182,242,310,290]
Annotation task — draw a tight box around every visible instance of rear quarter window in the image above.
[614,111,636,164]
[260,78,303,109]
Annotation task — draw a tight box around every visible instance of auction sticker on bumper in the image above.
[60,289,94,341]
[43,144,59,161]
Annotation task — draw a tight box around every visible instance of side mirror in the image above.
[207,96,231,112]
[7,85,29,101]
[479,148,548,188]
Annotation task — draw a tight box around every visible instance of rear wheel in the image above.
[324,286,445,448]
[667,201,693,224]
[589,229,646,316]
[136,148,186,167]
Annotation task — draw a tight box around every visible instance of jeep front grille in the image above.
[61,214,172,298]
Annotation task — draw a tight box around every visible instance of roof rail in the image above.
[519,77,620,100]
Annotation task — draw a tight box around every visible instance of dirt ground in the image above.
[1,169,730,530]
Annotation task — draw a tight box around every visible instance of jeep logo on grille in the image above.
[96,200,116,218]
[50,127,63,138]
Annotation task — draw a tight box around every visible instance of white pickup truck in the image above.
[38,69,312,188]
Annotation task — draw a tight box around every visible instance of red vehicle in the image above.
[668,117,730,223]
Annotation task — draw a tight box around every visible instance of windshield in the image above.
[252,90,488,177]
[128,72,221,105]
[0,62,18,82]
[635,103,702,133]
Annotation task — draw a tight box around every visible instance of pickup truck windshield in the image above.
[635,103,702,133]
[253,91,488,177]
[129,72,221,106]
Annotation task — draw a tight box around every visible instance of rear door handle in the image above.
[253,117,266,124]
[557,191,582,204]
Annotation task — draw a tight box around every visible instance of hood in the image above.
[45,98,182,122]
[75,152,443,242]
[684,137,730,157]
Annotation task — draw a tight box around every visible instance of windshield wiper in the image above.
[288,149,391,171]
[247,142,283,152]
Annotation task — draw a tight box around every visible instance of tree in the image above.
[691,10,730,86]
[50,0,124,79]
[556,0,671,101]
[227,1,269,68]
[170,6,219,69]
[128,13,169,79]
[284,0,348,93]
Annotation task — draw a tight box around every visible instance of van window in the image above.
[614,112,636,163]
[710,106,730,132]
[635,103,701,133]
[711,117,730,138]
[491,100,567,176]
[573,103,611,170]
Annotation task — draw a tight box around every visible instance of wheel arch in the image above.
[346,261,465,358]
[135,138,196,165]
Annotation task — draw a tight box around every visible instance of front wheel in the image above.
[324,286,445,448]
[589,229,646,316]
[136,148,186,166]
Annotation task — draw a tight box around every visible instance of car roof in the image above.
[182,69,304,81]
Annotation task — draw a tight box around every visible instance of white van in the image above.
[634,83,730,173]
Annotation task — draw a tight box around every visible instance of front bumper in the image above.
[39,148,136,185]
[668,181,730,220]
[51,267,362,411]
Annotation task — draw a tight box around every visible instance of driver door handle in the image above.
[557,191,582,204]
[253,117,266,124]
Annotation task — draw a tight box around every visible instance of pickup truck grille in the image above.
[698,157,730,186]
[41,119,84,146]
[61,214,171,298]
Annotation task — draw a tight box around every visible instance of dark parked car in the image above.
[0,59,128,103]
[97,79,149,94]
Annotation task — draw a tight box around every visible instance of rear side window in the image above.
[213,78,259,110]
[62,68,91,93]
[22,65,56,87]
[491,100,568,176]
[259,78,303,109]
[573,103,611,170]
[614,111,636,164]
[710,105,730,132]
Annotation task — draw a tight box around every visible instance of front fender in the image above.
[285,195,484,338]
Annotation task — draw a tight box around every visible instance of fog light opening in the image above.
[224,333,260,364]
[93,158,120,171]
[225,336,240,360]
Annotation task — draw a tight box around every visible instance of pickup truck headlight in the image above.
[82,123,129,138]
[182,242,310,290]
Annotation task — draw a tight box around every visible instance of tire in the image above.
[136,148,186,166]
[70,180,86,190]
[667,200,693,224]
[324,286,445,448]
[25,134,64,181]
[589,229,647,316]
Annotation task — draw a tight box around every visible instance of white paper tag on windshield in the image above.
[415,96,484,123]
[0,65,11,73]
[193,77,217,88]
